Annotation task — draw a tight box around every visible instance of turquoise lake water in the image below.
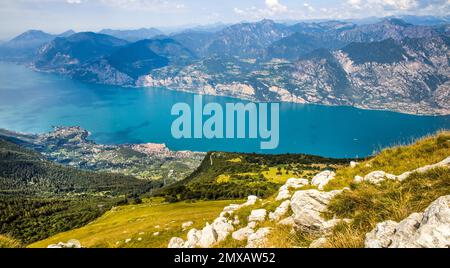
[0,62,449,158]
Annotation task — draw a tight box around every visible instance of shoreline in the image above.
[3,60,449,117]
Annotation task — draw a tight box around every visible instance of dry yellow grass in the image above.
[0,235,22,248]
[327,130,450,189]
[29,199,236,248]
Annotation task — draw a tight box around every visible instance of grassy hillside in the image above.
[29,199,235,248]
[327,131,450,189]
[321,131,450,247]
[262,131,450,248]
[5,131,449,248]
[325,168,450,248]
[158,152,352,202]
[0,235,21,248]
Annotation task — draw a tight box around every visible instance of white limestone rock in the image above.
[47,239,82,249]
[290,189,342,232]
[311,170,335,190]
[269,200,290,221]
[278,216,296,227]
[276,189,291,201]
[248,209,267,222]
[247,221,257,229]
[365,195,450,248]
[246,228,272,248]
[198,224,218,248]
[243,195,258,206]
[284,178,309,189]
[309,237,328,248]
[212,217,234,242]
[232,227,255,241]
[182,221,194,230]
[168,237,185,248]
[186,228,202,248]
[353,175,364,184]
[276,178,309,201]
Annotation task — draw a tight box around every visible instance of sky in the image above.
[0,0,449,40]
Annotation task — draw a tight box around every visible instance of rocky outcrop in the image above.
[47,239,81,249]
[248,209,267,222]
[246,228,272,248]
[181,221,193,230]
[269,200,290,221]
[355,156,450,185]
[198,224,218,248]
[168,195,258,248]
[365,195,450,248]
[311,171,335,190]
[168,237,185,248]
[276,178,309,201]
[290,189,343,233]
[232,227,255,241]
[212,217,234,242]
[363,171,397,185]
[309,237,328,248]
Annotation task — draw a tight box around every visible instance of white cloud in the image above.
[233,0,290,19]
[99,0,186,12]
[265,0,287,13]
[66,0,82,4]
[347,0,449,13]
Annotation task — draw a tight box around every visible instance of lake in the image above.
[0,62,449,158]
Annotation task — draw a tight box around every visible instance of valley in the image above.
[1,127,448,248]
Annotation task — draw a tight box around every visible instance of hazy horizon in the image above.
[1,0,449,40]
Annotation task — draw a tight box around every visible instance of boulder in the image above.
[276,179,309,200]
[311,170,335,190]
[284,178,309,189]
[290,189,342,233]
[168,237,185,248]
[309,237,328,248]
[232,215,240,225]
[365,195,450,248]
[363,171,397,185]
[276,189,291,201]
[247,221,257,229]
[223,204,240,213]
[232,227,255,241]
[353,175,364,184]
[397,156,450,181]
[269,200,290,221]
[248,209,267,222]
[212,217,234,242]
[186,228,202,248]
[47,239,82,249]
[243,195,258,206]
[278,216,296,227]
[182,221,194,230]
[246,228,272,248]
[350,161,359,168]
[198,224,218,248]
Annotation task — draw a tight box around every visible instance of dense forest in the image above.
[0,139,161,244]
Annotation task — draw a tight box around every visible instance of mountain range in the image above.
[0,17,449,115]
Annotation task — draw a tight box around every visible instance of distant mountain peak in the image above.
[10,30,53,42]
[381,18,412,27]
